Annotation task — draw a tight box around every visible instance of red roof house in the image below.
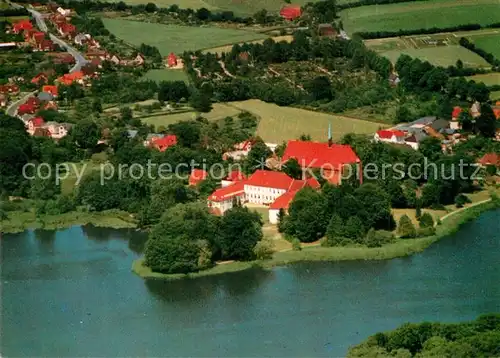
[150,134,177,152]
[280,5,302,20]
[269,190,299,211]
[27,116,46,134]
[39,39,55,51]
[375,129,406,141]
[452,106,462,119]
[32,127,52,137]
[0,84,20,95]
[208,181,246,203]
[42,85,58,97]
[167,52,177,67]
[26,96,41,107]
[31,73,49,85]
[18,103,36,115]
[58,23,76,37]
[478,153,500,167]
[189,169,208,186]
[12,20,33,34]
[56,71,84,86]
[33,32,45,44]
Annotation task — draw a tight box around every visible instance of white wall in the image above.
[244,185,286,205]
[269,209,279,224]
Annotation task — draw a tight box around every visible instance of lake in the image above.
[1,210,499,357]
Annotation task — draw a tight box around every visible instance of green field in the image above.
[341,0,500,34]
[229,99,383,143]
[467,73,500,86]
[142,69,189,83]
[491,91,500,100]
[102,18,267,54]
[472,34,500,59]
[382,45,490,68]
[140,103,242,128]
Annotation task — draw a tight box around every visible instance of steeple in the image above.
[328,121,332,147]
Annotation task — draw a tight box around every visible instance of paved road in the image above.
[5,91,36,117]
[27,8,88,72]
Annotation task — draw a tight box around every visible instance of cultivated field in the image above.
[140,103,242,128]
[341,0,500,34]
[466,73,500,86]
[203,35,293,54]
[229,99,383,143]
[382,46,490,68]
[472,34,500,58]
[102,18,267,55]
[142,69,189,83]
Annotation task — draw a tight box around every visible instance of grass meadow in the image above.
[341,0,500,34]
[471,33,500,58]
[102,18,267,54]
[381,46,490,68]
[141,69,189,83]
[229,99,383,143]
[467,73,500,86]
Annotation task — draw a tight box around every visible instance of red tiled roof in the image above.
[225,170,247,182]
[377,129,405,139]
[167,52,177,66]
[42,85,58,97]
[56,71,84,85]
[33,127,51,137]
[59,23,76,34]
[31,73,48,84]
[452,106,462,119]
[478,153,500,167]
[39,39,54,50]
[26,96,41,106]
[280,5,302,20]
[151,134,177,152]
[0,84,20,94]
[269,190,298,210]
[33,32,45,44]
[30,117,45,127]
[246,170,294,190]
[493,108,500,120]
[13,20,33,32]
[189,169,208,186]
[282,140,360,168]
[208,181,245,202]
[18,103,36,114]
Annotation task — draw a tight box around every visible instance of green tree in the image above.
[476,104,497,138]
[219,207,263,260]
[418,212,434,228]
[244,139,272,174]
[397,214,416,238]
[282,157,303,179]
[189,90,212,113]
[71,120,100,150]
[325,214,345,246]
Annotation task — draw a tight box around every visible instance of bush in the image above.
[418,212,434,228]
[455,194,471,208]
[417,226,436,237]
[291,238,302,251]
[254,239,275,260]
[364,229,395,248]
[397,214,417,239]
[91,152,108,164]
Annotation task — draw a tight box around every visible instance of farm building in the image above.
[280,5,302,20]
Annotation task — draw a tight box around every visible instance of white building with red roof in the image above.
[373,129,406,145]
[189,169,208,186]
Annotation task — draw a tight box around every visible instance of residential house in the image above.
[374,129,406,144]
[0,94,7,107]
[56,71,84,86]
[470,101,481,118]
[43,101,58,111]
[281,140,361,185]
[31,73,49,85]
[126,130,138,139]
[52,53,75,65]
[110,54,121,65]
[0,84,20,95]
[90,57,103,68]
[478,153,500,168]
[143,133,164,147]
[44,121,72,139]
[450,106,462,130]
[81,63,99,77]
[167,52,177,67]
[38,39,55,51]
[42,85,58,98]
[389,73,400,87]
[222,139,255,161]
[26,117,45,135]
[280,4,302,20]
[392,116,451,150]
[56,7,72,17]
[318,24,337,37]
[221,170,247,187]
[207,181,246,216]
[189,169,209,186]
[86,49,108,61]
[150,134,177,152]
[74,33,90,46]
[33,127,52,137]
[12,20,33,34]
[57,23,76,38]
[37,91,54,102]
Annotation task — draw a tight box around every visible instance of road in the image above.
[5,91,36,117]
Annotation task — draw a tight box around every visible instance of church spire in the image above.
[328,121,332,146]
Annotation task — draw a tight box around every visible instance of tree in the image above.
[218,207,263,261]
[305,76,332,101]
[419,137,442,162]
[120,106,133,122]
[325,214,345,246]
[145,2,157,12]
[418,212,434,228]
[244,139,272,174]
[168,120,201,148]
[476,105,497,138]
[189,90,212,113]
[397,214,416,238]
[253,238,274,260]
[343,216,365,242]
[71,120,100,150]
[277,208,287,233]
[282,157,303,179]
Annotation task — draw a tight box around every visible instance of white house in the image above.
[374,129,406,144]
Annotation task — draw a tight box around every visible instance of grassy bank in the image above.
[132,196,500,280]
[1,209,137,234]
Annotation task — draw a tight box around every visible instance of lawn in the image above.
[341,0,500,34]
[491,91,500,101]
[142,69,189,83]
[466,73,500,86]
[140,103,242,128]
[203,35,293,54]
[229,99,383,144]
[472,33,500,59]
[102,18,267,55]
[381,46,490,68]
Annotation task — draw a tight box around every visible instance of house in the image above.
[451,106,462,130]
[318,23,337,37]
[33,127,52,137]
[0,42,18,50]
[42,85,58,98]
[110,54,121,65]
[221,170,247,187]
[167,52,177,67]
[132,53,145,66]
[56,71,84,86]
[26,96,41,108]
[31,31,45,45]
[189,169,208,186]
[81,63,99,77]
[12,20,33,34]
[56,7,72,17]
[478,153,500,168]
[389,73,400,87]
[143,133,164,147]
[44,122,72,139]
[280,4,302,20]
[470,101,481,118]
[281,140,361,185]
[38,39,55,51]
[222,139,255,161]
[26,117,45,135]
[374,129,406,144]
[52,53,75,65]
[268,190,300,224]
[0,84,20,95]
[207,170,320,223]
[90,57,103,68]
[392,116,451,150]
[43,101,58,110]
[86,49,108,61]
[150,134,177,152]
[74,33,90,46]
[57,23,76,38]
[31,73,49,85]
[0,94,7,107]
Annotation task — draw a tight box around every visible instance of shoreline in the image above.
[132,197,500,281]
[1,209,136,234]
